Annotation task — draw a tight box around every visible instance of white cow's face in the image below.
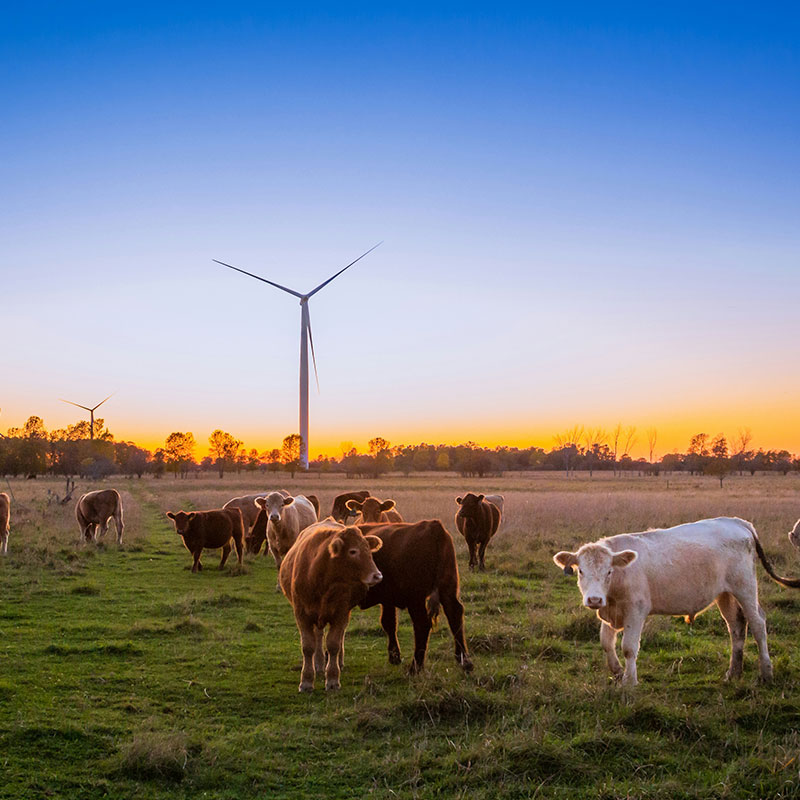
[256,493,294,525]
[553,544,637,609]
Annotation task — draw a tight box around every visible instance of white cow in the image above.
[553,517,800,686]
[484,494,505,516]
[256,492,318,572]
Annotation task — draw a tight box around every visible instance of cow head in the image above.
[346,496,395,523]
[256,492,294,526]
[789,519,800,549]
[166,511,196,536]
[455,493,485,521]
[553,543,637,609]
[327,526,383,587]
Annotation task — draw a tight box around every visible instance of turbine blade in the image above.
[92,393,114,411]
[305,241,383,298]
[60,399,92,412]
[213,259,303,298]
[306,311,320,393]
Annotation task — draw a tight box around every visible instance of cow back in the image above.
[187,509,242,549]
[77,489,121,523]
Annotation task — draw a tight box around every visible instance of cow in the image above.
[76,489,124,544]
[306,494,321,518]
[330,490,370,524]
[224,491,288,535]
[454,493,501,570]
[0,492,9,554]
[357,519,473,674]
[165,508,244,573]
[245,508,269,555]
[279,519,383,692]
[553,517,800,686]
[346,496,403,524]
[256,492,318,572]
[484,494,505,515]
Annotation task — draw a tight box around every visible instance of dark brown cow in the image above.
[166,508,244,573]
[279,520,383,692]
[0,492,9,555]
[358,520,473,674]
[76,489,124,543]
[330,490,370,523]
[455,493,501,571]
[245,508,269,555]
[346,496,403,524]
[306,494,321,518]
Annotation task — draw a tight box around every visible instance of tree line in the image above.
[0,418,797,484]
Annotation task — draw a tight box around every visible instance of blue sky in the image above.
[2,3,799,456]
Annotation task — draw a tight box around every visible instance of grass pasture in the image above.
[2,472,800,799]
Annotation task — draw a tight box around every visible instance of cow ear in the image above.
[187,512,197,521]
[455,496,463,505]
[346,499,363,511]
[477,494,485,502]
[380,499,395,512]
[611,550,637,568]
[166,512,176,520]
[255,497,266,508]
[328,537,344,557]
[283,496,295,506]
[553,551,578,575]
[365,534,382,552]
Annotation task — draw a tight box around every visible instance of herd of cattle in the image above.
[3,486,800,691]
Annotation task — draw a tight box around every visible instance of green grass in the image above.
[2,473,800,798]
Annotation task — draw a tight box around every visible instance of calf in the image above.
[166,508,244,573]
[279,520,383,692]
[346,496,403,524]
[330,490,370,524]
[76,489,124,544]
[256,493,318,572]
[358,520,473,674]
[454,493,501,570]
[554,517,800,686]
[0,492,9,554]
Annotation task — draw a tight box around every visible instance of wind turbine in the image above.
[214,242,382,470]
[59,394,113,441]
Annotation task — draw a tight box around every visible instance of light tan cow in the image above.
[554,517,800,686]
[345,496,403,524]
[223,490,289,534]
[256,492,318,572]
[0,492,9,554]
[76,489,124,543]
[484,494,505,515]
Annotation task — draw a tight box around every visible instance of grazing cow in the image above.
[484,494,505,516]
[279,520,383,691]
[76,489,124,544]
[0,492,9,554]
[256,493,318,571]
[166,508,244,573]
[330,490,370,524]
[553,517,800,686]
[224,491,288,535]
[346,496,403,524]
[454,493,501,570]
[357,520,473,674]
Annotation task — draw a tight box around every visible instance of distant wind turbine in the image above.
[59,394,113,441]
[214,242,382,470]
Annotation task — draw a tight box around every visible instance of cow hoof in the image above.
[388,652,402,665]
[724,669,742,682]
[298,683,314,693]
[407,662,423,676]
[759,667,774,684]
[325,682,341,692]
[460,657,474,673]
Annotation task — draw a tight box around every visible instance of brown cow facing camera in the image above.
[76,489,124,544]
[455,493,501,570]
[279,520,383,692]
[346,496,403,524]
[166,508,244,573]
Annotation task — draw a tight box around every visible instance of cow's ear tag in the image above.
[563,565,574,576]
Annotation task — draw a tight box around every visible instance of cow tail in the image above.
[427,589,441,630]
[743,519,800,589]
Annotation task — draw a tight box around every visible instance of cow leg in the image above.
[477,540,488,571]
[735,591,773,682]
[98,518,109,539]
[600,622,623,679]
[192,550,203,573]
[232,533,244,566]
[440,590,473,671]
[313,626,325,675]
[467,539,478,570]
[380,605,402,664]
[621,614,646,687]
[407,602,432,674]
[716,592,747,680]
[114,509,124,544]
[219,542,232,569]
[1,530,7,554]
[298,618,317,692]
[324,614,350,690]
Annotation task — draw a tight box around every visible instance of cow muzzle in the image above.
[584,596,605,609]
[269,514,280,524]
[366,570,383,586]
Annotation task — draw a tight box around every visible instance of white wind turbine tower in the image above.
[214,243,382,470]
[59,394,113,441]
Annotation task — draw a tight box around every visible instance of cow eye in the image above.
[607,569,613,576]
[348,548,359,557]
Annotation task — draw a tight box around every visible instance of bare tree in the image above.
[611,422,622,476]
[622,426,638,459]
[732,427,753,476]
[553,425,584,476]
[582,427,608,478]
[646,427,658,465]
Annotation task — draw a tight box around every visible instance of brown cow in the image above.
[346,496,403,524]
[306,494,321,518]
[76,489,124,543]
[165,508,244,573]
[224,490,288,534]
[279,520,383,692]
[330,490,370,523]
[0,492,9,555]
[455,493,501,571]
[358,520,473,674]
[245,508,269,555]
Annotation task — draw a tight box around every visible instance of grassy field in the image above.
[2,472,800,799]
